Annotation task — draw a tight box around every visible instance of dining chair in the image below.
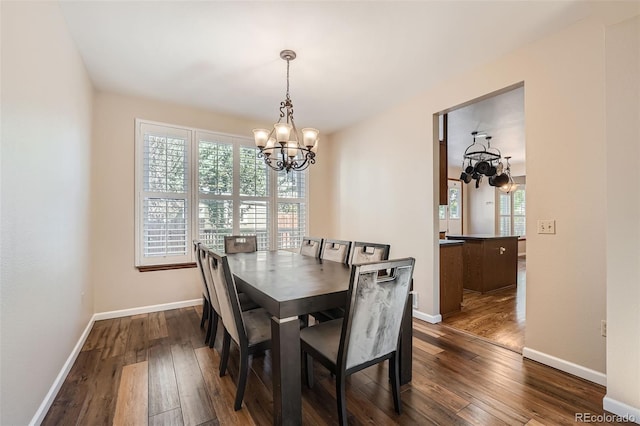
[224,235,258,254]
[313,240,392,323]
[320,239,351,263]
[207,249,272,411]
[349,241,391,265]
[198,243,259,348]
[300,236,323,258]
[193,241,214,341]
[300,258,415,426]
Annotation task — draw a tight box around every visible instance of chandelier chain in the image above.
[286,58,291,101]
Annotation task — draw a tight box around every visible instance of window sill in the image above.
[137,262,196,272]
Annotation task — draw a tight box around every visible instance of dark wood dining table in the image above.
[226,250,413,426]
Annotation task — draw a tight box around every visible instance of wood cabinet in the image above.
[446,235,518,293]
[439,240,463,317]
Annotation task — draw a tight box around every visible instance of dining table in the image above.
[226,250,413,426]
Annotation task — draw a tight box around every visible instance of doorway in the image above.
[436,84,526,353]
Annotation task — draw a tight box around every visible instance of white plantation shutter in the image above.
[498,186,526,237]
[136,123,191,265]
[277,170,307,249]
[135,120,309,267]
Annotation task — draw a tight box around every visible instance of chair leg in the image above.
[234,352,250,411]
[220,330,231,377]
[304,352,314,388]
[336,373,348,426]
[207,309,219,348]
[200,296,209,328]
[390,353,402,414]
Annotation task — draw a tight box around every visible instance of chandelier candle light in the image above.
[253,50,319,172]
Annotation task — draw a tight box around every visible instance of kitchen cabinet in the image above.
[446,234,518,293]
[439,240,463,317]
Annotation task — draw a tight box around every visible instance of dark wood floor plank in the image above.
[45,308,617,426]
[456,403,511,426]
[149,340,181,416]
[171,342,216,426]
[124,314,149,365]
[82,319,116,351]
[41,349,102,426]
[75,354,124,425]
[149,311,169,340]
[194,347,257,426]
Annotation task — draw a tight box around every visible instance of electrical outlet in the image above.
[537,219,556,234]
[412,291,419,309]
[601,320,607,337]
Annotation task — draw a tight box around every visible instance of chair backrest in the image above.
[206,249,247,346]
[300,236,323,258]
[193,241,212,303]
[196,242,221,315]
[348,241,391,265]
[320,239,351,264]
[224,235,258,254]
[338,258,415,371]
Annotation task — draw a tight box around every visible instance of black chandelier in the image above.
[253,50,319,173]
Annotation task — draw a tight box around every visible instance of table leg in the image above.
[271,316,302,426]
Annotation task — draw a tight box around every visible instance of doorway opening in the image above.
[436,83,526,353]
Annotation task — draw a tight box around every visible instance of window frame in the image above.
[134,119,309,267]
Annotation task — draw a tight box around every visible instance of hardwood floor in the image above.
[43,304,619,426]
[443,256,526,353]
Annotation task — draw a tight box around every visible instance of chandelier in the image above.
[253,50,319,173]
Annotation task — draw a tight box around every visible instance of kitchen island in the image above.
[446,234,519,293]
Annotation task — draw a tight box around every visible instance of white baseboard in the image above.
[30,298,203,425]
[412,309,442,324]
[603,396,640,424]
[522,347,607,386]
[93,298,202,321]
[30,314,96,426]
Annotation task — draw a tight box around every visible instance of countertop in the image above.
[446,234,520,241]
[439,239,464,246]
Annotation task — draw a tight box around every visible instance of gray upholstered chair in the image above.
[349,241,391,265]
[193,241,214,342]
[198,244,259,348]
[320,239,351,263]
[314,240,391,323]
[207,250,272,411]
[224,235,258,254]
[300,236,323,258]
[301,258,415,426]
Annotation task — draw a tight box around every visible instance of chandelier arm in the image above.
[289,113,300,144]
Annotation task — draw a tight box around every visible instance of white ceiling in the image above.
[447,86,525,171]
[59,1,590,134]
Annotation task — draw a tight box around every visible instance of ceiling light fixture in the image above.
[253,50,319,173]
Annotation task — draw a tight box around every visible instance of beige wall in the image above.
[605,15,640,417]
[0,2,95,424]
[329,15,613,375]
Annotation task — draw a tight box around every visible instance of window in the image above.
[448,187,460,220]
[135,120,308,267]
[498,186,526,236]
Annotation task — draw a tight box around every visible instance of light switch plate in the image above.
[537,219,556,234]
